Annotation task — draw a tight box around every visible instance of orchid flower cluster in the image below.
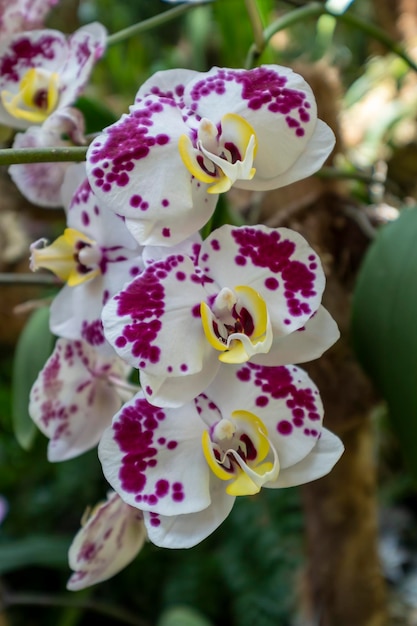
[5,1,344,592]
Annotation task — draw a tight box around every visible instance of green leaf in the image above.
[352,207,417,479]
[157,607,214,626]
[0,535,71,574]
[12,307,54,450]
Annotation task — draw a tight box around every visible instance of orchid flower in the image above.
[30,165,143,354]
[67,491,146,590]
[0,0,58,36]
[86,65,335,246]
[102,224,339,407]
[29,338,135,462]
[0,22,106,129]
[99,363,344,548]
[9,107,86,207]
[0,495,8,526]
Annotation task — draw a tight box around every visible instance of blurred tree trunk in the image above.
[231,63,388,625]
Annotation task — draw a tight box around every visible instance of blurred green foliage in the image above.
[4,0,417,624]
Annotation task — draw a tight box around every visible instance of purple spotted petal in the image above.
[144,477,234,549]
[8,107,86,208]
[0,0,58,35]
[138,65,334,190]
[269,428,344,488]
[207,363,324,469]
[0,23,106,129]
[102,254,214,376]
[0,29,67,128]
[200,224,326,335]
[59,22,106,109]
[9,125,71,207]
[87,95,217,246]
[184,66,326,181]
[49,173,143,353]
[142,232,202,267]
[252,305,340,366]
[99,393,211,516]
[29,339,128,461]
[67,491,146,590]
[140,354,219,408]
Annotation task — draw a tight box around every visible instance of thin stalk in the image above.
[1,590,149,626]
[246,2,325,67]
[0,147,87,166]
[246,1,417,73]
[106,4,201,46]
[245,0,265,56]
[0,273,59,285]
[336,10,417,73]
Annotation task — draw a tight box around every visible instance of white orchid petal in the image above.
[67,491,145,590]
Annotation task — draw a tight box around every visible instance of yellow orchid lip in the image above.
[178,112,257,194]
[30,228,101,287]
[200,285,272,364]
[201,410,279,496]
[1,68,59,124]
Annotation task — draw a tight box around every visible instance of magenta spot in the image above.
[210,239,220,251]
[81,211,90,226]
[277,420,293,435]
[81,320,105,346]
[172,492,184,502]
[155,479,169,496]
[130,194,142,208]
[158,437,166,445]
[235,255,246,266]
[265,277,278,290]
[180,363,188,372]
[162,198,169,207]
[172,482,183,491]
[115,336,127,348]
[167,440,177,450]
[176,271,186,281]
[162,228,171,238]
[145,385,153,396]
[256,395,269,407]
[114,398,166,496]
[191,304,201,318]
[237,367,251,382]
[156,134,169,145]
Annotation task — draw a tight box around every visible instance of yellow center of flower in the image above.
[30,228,101,286]
[178,113,257,194]
[200,285,272,363]
[1,68,59,123]
[201,410,279,496]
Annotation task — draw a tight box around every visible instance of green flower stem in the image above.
[245,0,265,56]
[0,146,87,166]
[246,3,324,66]
[0,273,59,285]
[246,1,417,72]
[1,589,149,626]
[106,3,202,46]
[336,10,417,73]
